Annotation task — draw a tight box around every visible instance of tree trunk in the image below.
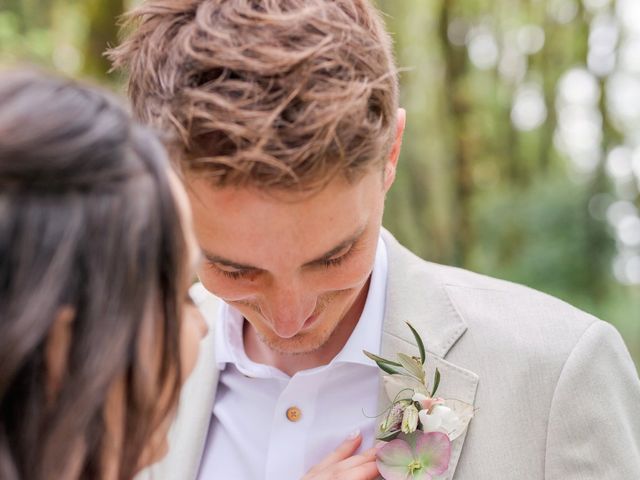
[438,0,473,267]
[83,0,125,80]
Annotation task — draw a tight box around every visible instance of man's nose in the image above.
[264,282,316,338]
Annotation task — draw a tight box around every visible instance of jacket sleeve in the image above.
[545,320,640,479]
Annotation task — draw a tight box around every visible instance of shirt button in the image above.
[286,406,302,422]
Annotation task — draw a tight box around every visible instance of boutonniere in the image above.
[364,323,473,480]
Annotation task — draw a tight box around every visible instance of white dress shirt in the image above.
[197,237,388,480]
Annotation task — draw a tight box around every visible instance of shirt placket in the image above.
[264,369,324,480]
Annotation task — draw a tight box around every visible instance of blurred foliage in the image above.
[378,0,640,365]
[1,0,638,366]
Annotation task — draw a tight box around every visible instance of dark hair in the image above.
[0,69,186,479]
[108,0,398,190]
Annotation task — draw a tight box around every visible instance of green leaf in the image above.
[430,368,441,397]
[397,352,425,382]
[376,360,403,375]
[363,350,402,367]
[406,322,426,365]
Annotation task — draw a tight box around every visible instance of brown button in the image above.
[286,406,302,422]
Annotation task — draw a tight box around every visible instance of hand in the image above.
[302,431,380,480]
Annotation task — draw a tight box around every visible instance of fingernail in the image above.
[347,429,360,440]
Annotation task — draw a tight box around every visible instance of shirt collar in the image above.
[214,235,388,376]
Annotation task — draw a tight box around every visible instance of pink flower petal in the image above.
[377,438,415,465]
[376,439,414,480]
[414,432,452,475]
[376,462,413,480]
[410,470,434,480]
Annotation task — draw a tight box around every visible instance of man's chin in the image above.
[257,328,333,356]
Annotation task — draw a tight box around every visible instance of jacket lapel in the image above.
[378,230,479,479]
[137,284,221,480]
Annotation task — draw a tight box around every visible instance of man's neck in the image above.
[243,278,371,376]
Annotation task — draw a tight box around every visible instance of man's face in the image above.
[187,109,405,356]
[187,170,388,355]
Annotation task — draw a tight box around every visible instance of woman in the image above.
[0,69,377,480]
[0,69,206,480]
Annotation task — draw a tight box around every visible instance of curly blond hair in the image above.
[108,0,398,189]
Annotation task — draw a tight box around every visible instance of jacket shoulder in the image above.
[433,262,598,329]
[423,262,605,363]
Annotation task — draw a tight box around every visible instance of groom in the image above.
[110,1,640,478]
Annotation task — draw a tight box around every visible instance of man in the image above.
[109,1,640,479]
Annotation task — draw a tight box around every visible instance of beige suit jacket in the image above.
[142,229,640,479]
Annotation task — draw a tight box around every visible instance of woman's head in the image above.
[0,69,202,479]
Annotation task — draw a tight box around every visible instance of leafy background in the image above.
[1,0,638,368]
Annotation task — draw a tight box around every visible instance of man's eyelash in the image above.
[323,256,344,267]
[322,245,356,268]
[205,261,250,280]
[219,269,248,279]
[211,241,359,277]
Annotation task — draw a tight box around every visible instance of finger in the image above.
[331,448,378,473]
[361,446,378,457]
[305,430,362,474]
[335,461,379,480]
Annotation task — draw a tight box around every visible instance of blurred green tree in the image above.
[378,0,639,362]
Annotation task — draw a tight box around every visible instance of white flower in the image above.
[401,404,419,434]
[419,405,464,440]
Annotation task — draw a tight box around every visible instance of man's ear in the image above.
[384,108,406,192]
[45,306,75,403]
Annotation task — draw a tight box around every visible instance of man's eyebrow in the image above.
[303,225,367,266]
[201,252,261,271]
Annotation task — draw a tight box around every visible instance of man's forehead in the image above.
[184,169,381,263]
[185,170,378,215]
